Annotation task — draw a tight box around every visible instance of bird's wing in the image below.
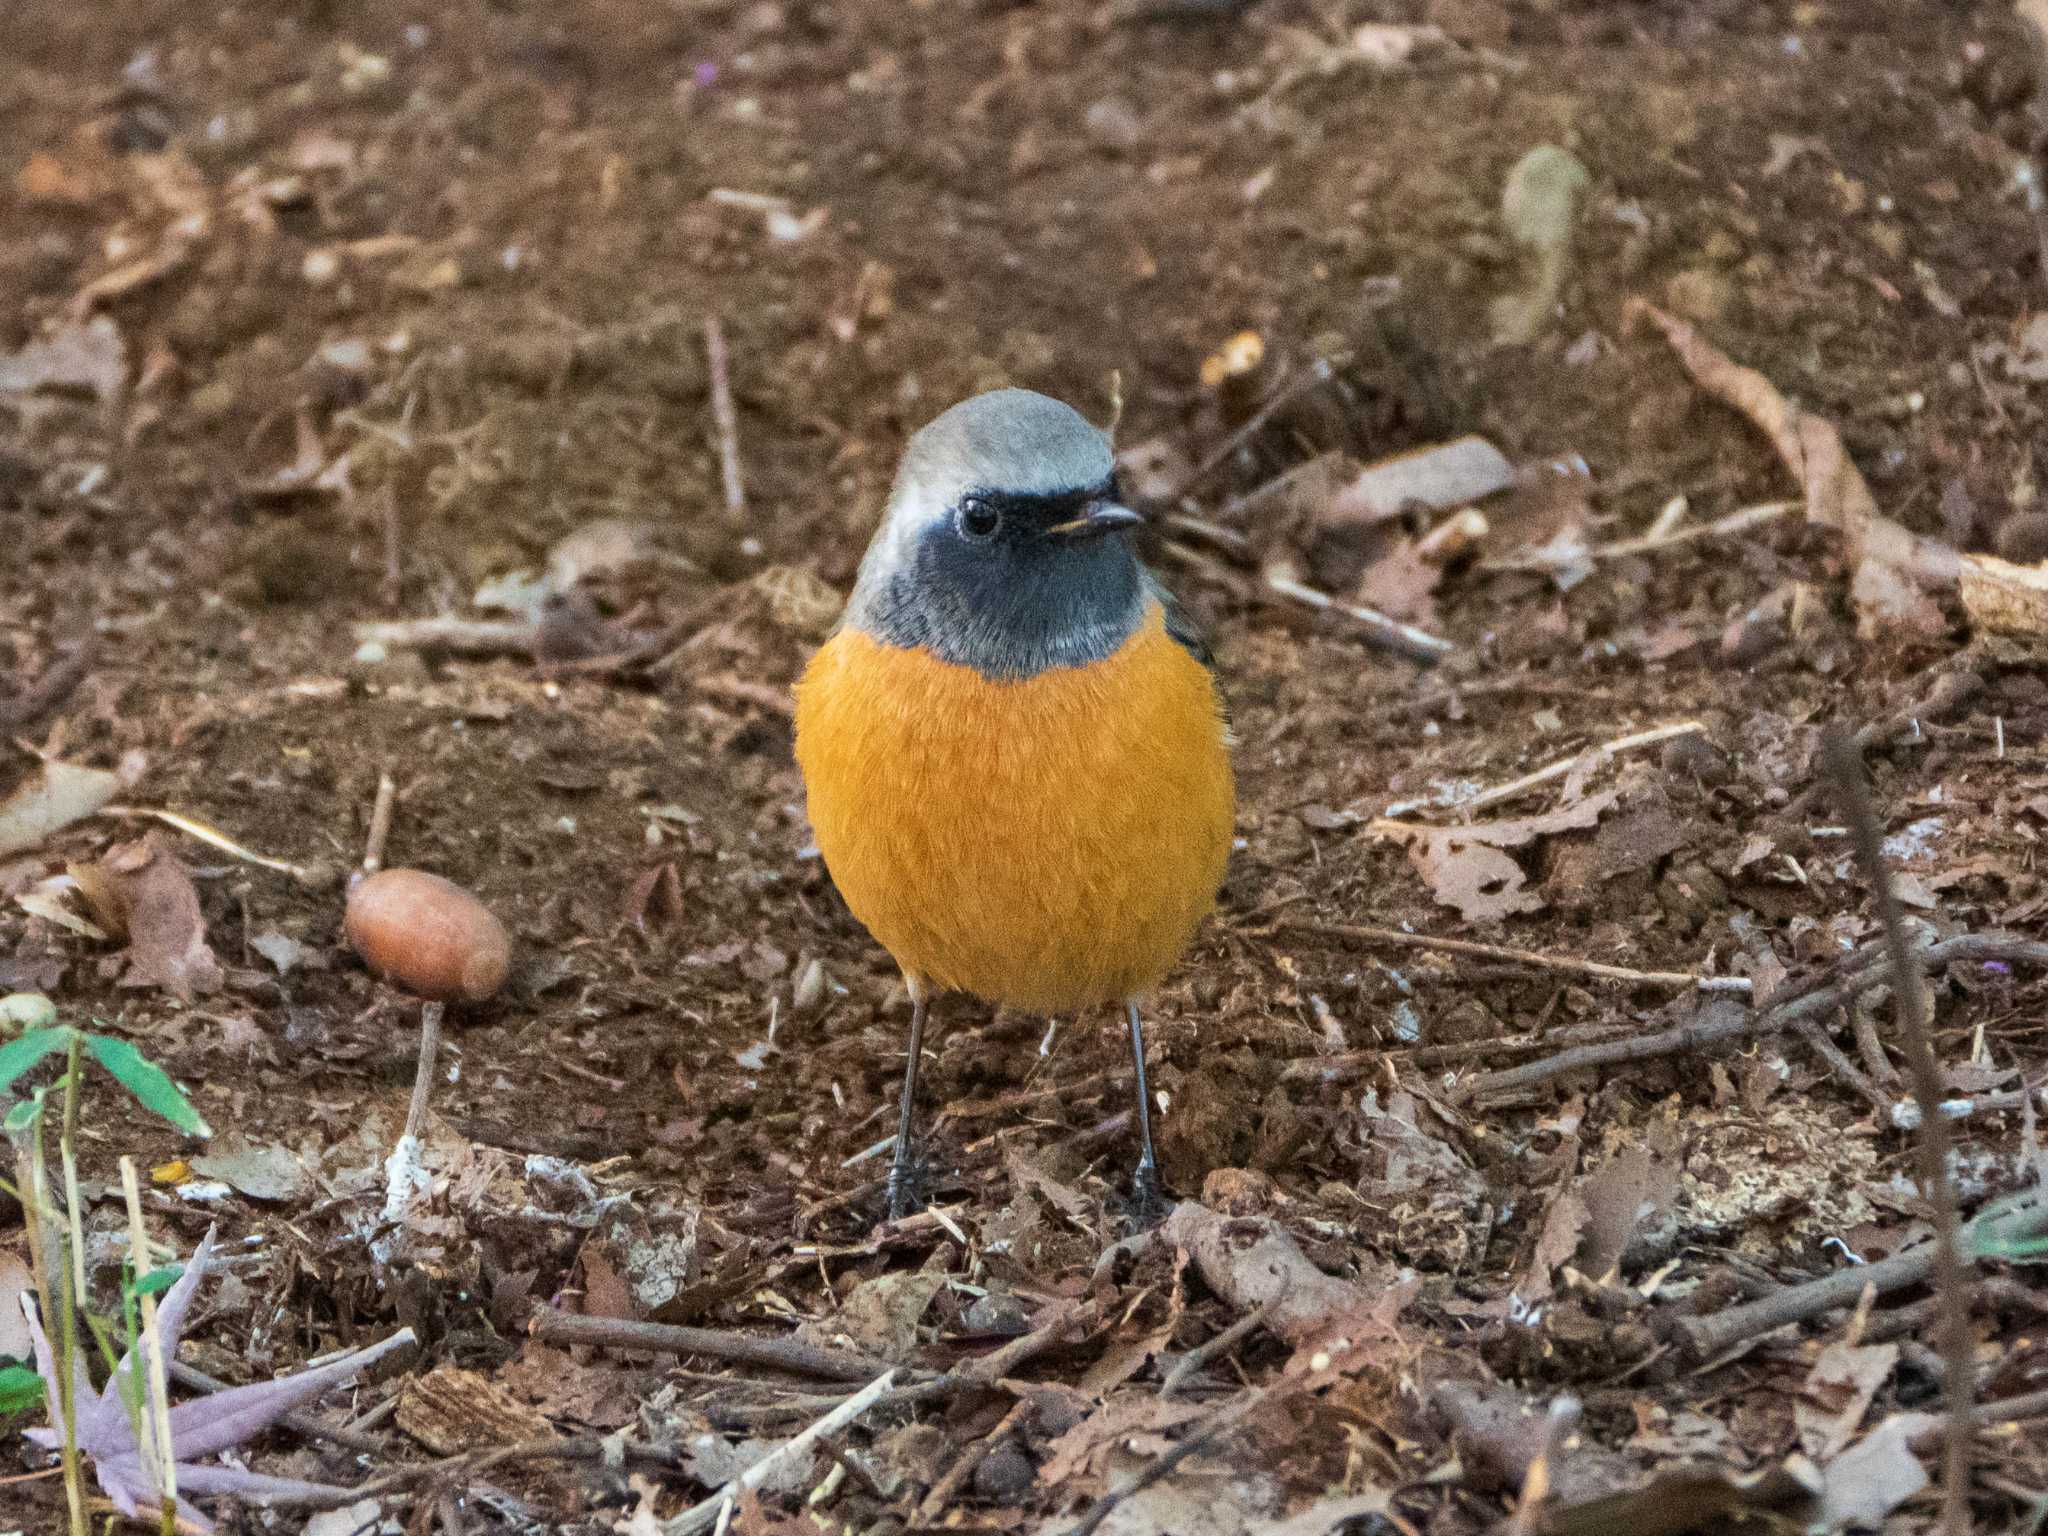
[1146,572,1226,712]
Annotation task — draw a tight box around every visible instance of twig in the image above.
[1674,1194,2048,1360]
[97,806,318,884]
[916,1401,1026,1521]
[1853,1001,1899,1085]
[1158,512,1252,557]
[1824,730,1972,1536]
[1587,500,1798,560]
[1060,1377,1292,1536]
[1160,1296,1278,1398]
[663,1369,896,1536]
[704,315,745,517]
[378,483,403,611]
[403,1002,445,1148]
[1456,932,2048,1101]
[734,1296,1104,1427]
[119,1158,179,1534]
[1387,720,1704,818]
[1792,1017,1893,1118]
[1164,358,1333,503]
[361,773,397,875]
[353,616,541,655]
[1264,573,1454,663]
[1269,918,1749,993]
[531,1310,908,1383]
[166,1362,389,1454]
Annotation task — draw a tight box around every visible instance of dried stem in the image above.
[530,1310,908,1384]
[1264,573,1454,662]
[119,1158,179,1534]
[1270,917,1749,994]
[402,1000,445,1147]
[1402,719,1705,817]
[1823,729,1972,1536]
[703,315,746,517]
[361,772,397,875]
[664,1369,897,1535]
[16,1130,87,1536]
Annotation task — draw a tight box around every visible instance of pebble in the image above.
[1661,732,1731,786]
[1084,97,1143,153]
[1994,511,2048,564]
[973,1444,1036,1500]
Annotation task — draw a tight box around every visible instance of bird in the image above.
[794,387,1235,1220]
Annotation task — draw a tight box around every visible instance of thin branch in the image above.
[1160,1296,1278,1398]
[1060,1378,1293,1536]
[1587,499,1798,559]
[1455,931,2048,1102]
[1163,358,1333,503]
[1403,720,1706,818]
[703,315,745,517]
[1270,917,1749,994]
[1824,730,1972,1536]
[1264,573,1454,663]
[1674,1194,2048,1360]
[361,772,397,875]
[529,1310,906,1384]
[663,1369,896,1536]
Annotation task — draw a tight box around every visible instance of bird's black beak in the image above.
[1045,502,1144,541]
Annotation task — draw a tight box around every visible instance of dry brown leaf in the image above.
[799,1270,942,1360]
[80,833,222,999]
[1628,300,1954,638]
[1355,538,1442,625]
[1326,435,1514,525]
[1959,550,2048,637]
[1573,1133,1681,1280]
[1163,1201,1405,1346]
[1795,1341,1899,1461]
[1038,1392,1208,1488]
[0,1250,34,1363]
[1388,788,1620,923]
[0,759,122,858]
[1520,1188,1589,1303]
[397,1364,557,1455]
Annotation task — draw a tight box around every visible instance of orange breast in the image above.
[793,604,1234,1015]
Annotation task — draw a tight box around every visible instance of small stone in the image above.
[1664,267,1738,325]
[1994,512,2048,565]
[962,1290,1030,1336]
[1084,97,1143,154]
[301,247,341,285]
[1661,732,1731,786]
[973,1444,1036,1500]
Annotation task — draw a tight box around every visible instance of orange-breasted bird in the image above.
[794,388,1235,1218]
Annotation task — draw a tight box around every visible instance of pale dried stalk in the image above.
[119,1158,179,1534]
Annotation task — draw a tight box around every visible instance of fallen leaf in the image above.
[0,758,121,858]
[189,1138,310,1203]
[1628,301,1955,639]
[1247,1488,1394,1536]
[1327,436,1515,525]
[81,834,223,999]
[1492,146,1591,343]
[397,1364,557,1455]
[1355,538,1442,625]
[1389,788,1621,922]
[1521,1188,1589,1302]
[304,1502,399,1536]
[0,1251,34,1362]
[800,1270,942,1360]
[1796,1341,1899,1461]
[1163,1201,1406,1346]
[0,317,126,405]
[249,930,309,974]
[1818,1412,1934,1529]
[1573,1134,1681,1280]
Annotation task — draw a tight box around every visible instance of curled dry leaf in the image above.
[1628,300,1955,639]
[1162,1200,1404,1346]
[0,758,121,858]
[77,833,223,999]
[1386,787,1621,923]
[1326,435,1515,526]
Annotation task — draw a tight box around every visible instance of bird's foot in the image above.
[1125,1157,1169,1231]
[885,1146,928,1222]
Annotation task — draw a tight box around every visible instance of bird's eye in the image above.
[956,496,1002,542]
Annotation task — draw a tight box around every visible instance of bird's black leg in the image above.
[1125,999,1166,1224]
[886,985,929,1221]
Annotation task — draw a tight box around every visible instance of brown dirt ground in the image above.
[6,0,2048,1531]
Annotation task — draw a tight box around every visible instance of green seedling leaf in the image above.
[0,1362,45,1416]
[130,1265,182,1299]
[3,1092,46,1134]
[84,1034,211,1138]
[0,1026,71,1094]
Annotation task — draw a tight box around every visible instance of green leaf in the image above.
[84,1034,211,1138]
[130,1264,182,1298]
[2,1093,45,1134]
[0,1026,71,1094]
[0,1362,45,1416]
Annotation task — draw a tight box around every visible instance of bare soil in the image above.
[5,1,2048,1531]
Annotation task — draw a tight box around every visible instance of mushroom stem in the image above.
[402,999,445,1146]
